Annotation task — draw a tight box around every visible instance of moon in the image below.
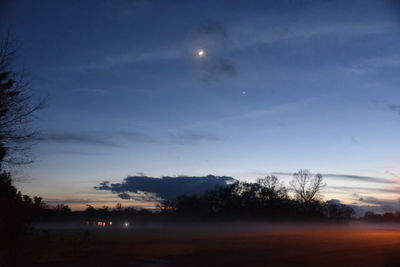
[197,49,205,57]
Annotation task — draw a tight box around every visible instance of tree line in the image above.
[31,170,354,224]
[157,170,354,221]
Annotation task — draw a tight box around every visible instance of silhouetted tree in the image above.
[290,169,324,206]
[0,34,42,167]
[257,176,288,201]
[84,205,97,222]
[115,203,123,213]
[364,211,376,220]
[0,170,45,264]
[362,211,400,222]
[55,204,71,213]
[324,200,354,219]
[0,35,44,265]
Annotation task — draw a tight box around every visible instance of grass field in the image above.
[16,223,400,266]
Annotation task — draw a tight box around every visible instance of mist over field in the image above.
[24,221,400,266]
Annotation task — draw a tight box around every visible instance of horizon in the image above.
[2,0,400,212]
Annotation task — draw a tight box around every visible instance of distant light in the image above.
[197,49,205,57]
[242,91,246,95]
[123,222,129,228]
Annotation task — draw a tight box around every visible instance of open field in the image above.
[16,223,400,266]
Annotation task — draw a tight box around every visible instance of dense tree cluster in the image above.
[157,172,354,221]
[0,172,44,242]
[0,171,45,265]
[362,211,400,222]
[83,204,152,224]
[32,203,154,227]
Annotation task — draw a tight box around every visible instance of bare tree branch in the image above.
[290,170,325,205]
[0,34,42,168]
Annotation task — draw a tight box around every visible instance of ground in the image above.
[15,223,400,266]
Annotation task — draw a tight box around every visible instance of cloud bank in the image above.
[94,175,237,201]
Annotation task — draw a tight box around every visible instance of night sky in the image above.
[2,0,400,212]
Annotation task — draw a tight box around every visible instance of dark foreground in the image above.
[11,223,400,266]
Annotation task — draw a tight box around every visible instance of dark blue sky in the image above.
[2,0,400,210]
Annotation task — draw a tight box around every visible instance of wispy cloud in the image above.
[342,55,400,75]
[185,97,318,129]
[388,104,400,115]
[115,191,160,202]
[188,21,237,80]
[357,196,398,206]
[44,198,98,204]
[115,130,160,143]
[330,186,400,194]
[350,195,400,214]
[111,0,151,17]
[38,149,107,156]
[36,131,159,147]
[364,56,400,68]
[37,129,221,149]
[36,132,119,147]
[324,174,395,184]
[71,13,396,73]
[75,48,181,72]
[234,21,395,50]
[271,172,396,184]
[200,58,237,80]
[169,130,221,145]
[74,87,111,95]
